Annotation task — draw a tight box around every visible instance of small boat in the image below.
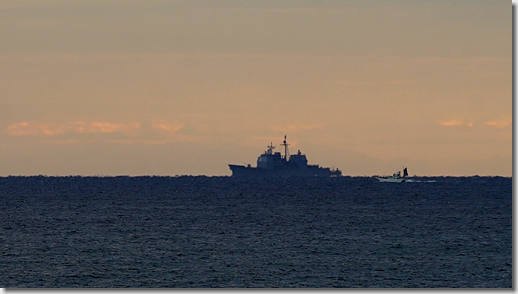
[376,167,408,182]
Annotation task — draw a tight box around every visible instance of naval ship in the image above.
[229,135,342,177]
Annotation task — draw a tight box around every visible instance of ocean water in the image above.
[0,176,512,288]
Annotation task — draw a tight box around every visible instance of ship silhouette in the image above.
[229,135,342,177]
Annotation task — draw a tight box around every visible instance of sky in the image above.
[0,0,512,176]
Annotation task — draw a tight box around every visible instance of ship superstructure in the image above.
[229,135,342,177]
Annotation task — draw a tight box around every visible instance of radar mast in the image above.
[280,135,290,160]
[266,142,275,155]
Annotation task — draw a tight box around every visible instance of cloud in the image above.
[6,122,67,136]
[3,120,204,145]
[108,139,169,145]
[151,121,184,134]
[440,120,473,127]
[485,119,511,128]
[4,120,203,146]
[151,120,204,142]
[270,123,325,133]
[5,121,140,136]
[6,122,37,136]
[88,122,140,134]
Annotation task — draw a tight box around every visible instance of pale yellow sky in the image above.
[0,0,512,176]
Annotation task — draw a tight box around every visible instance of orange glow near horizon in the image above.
[0,1,511,176]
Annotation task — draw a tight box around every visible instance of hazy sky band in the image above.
[0,0,511,176]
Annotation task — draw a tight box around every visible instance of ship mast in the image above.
[280,135,290,160]
[266,142,275,155]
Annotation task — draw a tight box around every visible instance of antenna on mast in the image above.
[280,135,290,160]
[266,142,275,155]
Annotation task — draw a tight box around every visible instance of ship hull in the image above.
[229,164,339,178]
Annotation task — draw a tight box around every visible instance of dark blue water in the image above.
[0,176,512,288]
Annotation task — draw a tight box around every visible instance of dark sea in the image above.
[0,176,512,288]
